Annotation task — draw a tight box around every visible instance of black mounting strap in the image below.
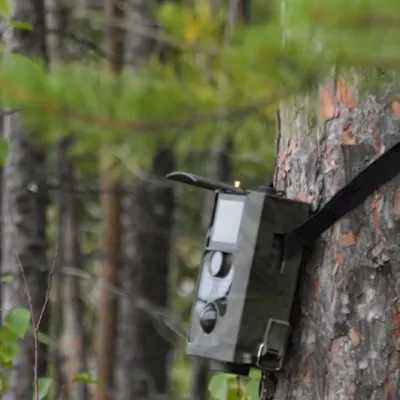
[284,140,400,260]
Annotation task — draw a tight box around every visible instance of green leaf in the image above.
[0,139,8,166]
[37,330,51,346]
[209,373,230,399]
[249,369,261,379]
[246,378,260,400]
[0,275,14,284]
[10,20,33,31]
[0,358,13,368]
[0,375,8,393]
[27,327,51,346]
[37,377,52,400]
[0,0,10,18]
[72,372,99,385]
[0,326,17,343]
[227,386,246,400]
[0,342,19,361]
[5,308,31,339]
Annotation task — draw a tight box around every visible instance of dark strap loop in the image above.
[284,141,400,259]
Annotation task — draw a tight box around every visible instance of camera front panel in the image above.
[186,192,258,364]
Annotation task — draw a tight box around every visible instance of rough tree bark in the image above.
[116,148,175,400]
[1,0,49,396]
[260,80,400,400]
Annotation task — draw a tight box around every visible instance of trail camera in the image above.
[166,172,311,376]
[168,140,400,376]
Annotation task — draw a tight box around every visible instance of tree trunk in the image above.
[94,0,124,396]
[58,140,88,400]
[115,2,170,399]
[1,0,49,398]
[260,81,400,400]
[46,1,69,396]
[115,148,175,400]
[95,154,122,400]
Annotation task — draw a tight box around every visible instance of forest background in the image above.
[0,0,398,399]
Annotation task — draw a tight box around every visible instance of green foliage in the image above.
[0,0,397,170]
[0,0,32,31]
[73,372,99,385]
[0,1,329,169]
[5,308,31,339]
[37,377,52,400]
[5,309,30,340]
[285,0,400,69]
[0,275,14,284]
[0,308,31,375]
[209,370,261,400]
[0,375,9,393]
[0,342,19,365]
[0,139,9,166]
[0,0,10,19]
[10,20,33,31]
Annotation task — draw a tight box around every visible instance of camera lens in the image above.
[209,251,223,276]
[200,303,218,334]
[209,251,228,277]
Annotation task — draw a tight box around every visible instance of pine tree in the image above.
[260,76,400,400]
[260,1,400,398]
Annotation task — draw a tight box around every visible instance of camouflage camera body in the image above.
[166,172,310,375]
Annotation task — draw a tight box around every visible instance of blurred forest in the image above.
[0,0,399,398]
[0,0,277,399]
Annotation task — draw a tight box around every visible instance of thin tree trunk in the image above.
[54,142,68,399]
[95,156,122,400]
[58,139,88,400]
[94,0,124,396]
[116,148,175,400]
[1,0,49,396]
[260,79,400,399]
[115,2,168,399]
[46,1,70,396]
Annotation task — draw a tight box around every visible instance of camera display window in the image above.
[211,199,244,244]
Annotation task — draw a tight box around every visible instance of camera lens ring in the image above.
[208,251,231,277]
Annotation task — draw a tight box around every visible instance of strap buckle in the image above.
[256,319,290,371]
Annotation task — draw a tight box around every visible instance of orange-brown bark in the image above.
[95,166,122,400]
[261,78,400,400]
[94,0,124,396]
